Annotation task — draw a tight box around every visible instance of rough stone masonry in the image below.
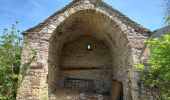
[17,0,151,99]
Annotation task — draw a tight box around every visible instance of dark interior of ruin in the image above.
[48,10,131,99]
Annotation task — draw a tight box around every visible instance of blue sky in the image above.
[0,0,167,35]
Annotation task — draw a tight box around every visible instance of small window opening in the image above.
[85,44,92,51]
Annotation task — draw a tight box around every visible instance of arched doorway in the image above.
[48,10,132,99]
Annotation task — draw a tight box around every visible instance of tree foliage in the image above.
[137,31,170,99]
[136,2,170,98]
[0,22,23,100]
[164,0,170,24]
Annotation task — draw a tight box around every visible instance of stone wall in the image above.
[17,0,150,100]
[58,36,112,93]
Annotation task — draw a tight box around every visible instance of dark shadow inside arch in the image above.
[48,9,132,99]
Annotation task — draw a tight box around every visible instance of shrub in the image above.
[137,33,170,99]
[0,22,23,100]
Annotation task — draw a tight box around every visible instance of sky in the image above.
[0,0,167,35]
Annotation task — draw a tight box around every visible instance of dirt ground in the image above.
[53,89,111,100]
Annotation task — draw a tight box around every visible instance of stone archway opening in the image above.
[48,10,132,99]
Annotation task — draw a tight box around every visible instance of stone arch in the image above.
[48,9,134,99]
[17,1,150,100]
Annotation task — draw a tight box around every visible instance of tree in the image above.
[137,34,170,99]
[0,22,23,100]
[165,0,170,24]
[137,20,170,100]
[136,1,170,99]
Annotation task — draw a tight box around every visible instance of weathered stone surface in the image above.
[17,0,151,100]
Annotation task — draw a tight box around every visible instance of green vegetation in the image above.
[137,35,170,99]
[136,18,170,99]
[137,2,170,98]
[0,22,36,100]
[0,22,23,99]
[166,16,170,24]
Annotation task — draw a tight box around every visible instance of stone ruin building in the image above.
[17,0,151,99]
